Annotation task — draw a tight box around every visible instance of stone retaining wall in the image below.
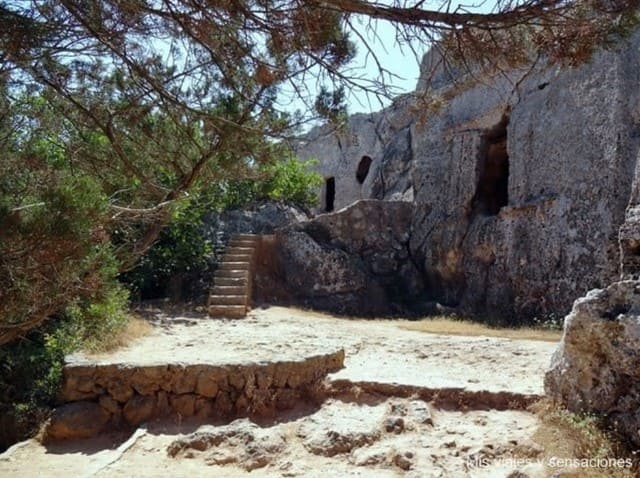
[45,351,345,441]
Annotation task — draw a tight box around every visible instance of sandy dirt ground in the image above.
[68,306,556,396]
[0,306,562,477]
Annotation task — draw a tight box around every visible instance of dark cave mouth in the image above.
[473,117,510,216]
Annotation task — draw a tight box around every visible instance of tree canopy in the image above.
[1,0,639,345]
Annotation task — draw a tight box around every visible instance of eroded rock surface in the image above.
[545,280,640,446]
[270,200,424,315]
[168,419,287,471]
[298,401,387,456]
[0,307,569,477]
[295,31,640,322]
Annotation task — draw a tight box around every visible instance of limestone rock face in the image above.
[297,31,640,321]
[545,280,640,445]
[411,38,640,321]
[294,97,415,213]
[272,200,424,315]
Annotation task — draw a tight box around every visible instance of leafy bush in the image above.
[122,155,322,300]
[121,195,215,301]
[258,158,323,207]
[0,282,129,450]
[62,283,130,352]
[216,156,322,211]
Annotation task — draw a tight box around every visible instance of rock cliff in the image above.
[262,200,424,316]
[294,32,640,322]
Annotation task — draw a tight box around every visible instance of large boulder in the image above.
[265,200,425,316]
[545,280,640,446]
[43,401,111,441]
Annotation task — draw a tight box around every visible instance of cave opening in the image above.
[473,117,510,216]
[356,155,373,184]
[324,177,335,212]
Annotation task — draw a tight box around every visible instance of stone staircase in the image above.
[208,233,260,318]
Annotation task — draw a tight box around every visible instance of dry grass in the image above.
[272,306,563,341]
[529,399,638,477]
[84,314,154,354]
[390,316,562,342]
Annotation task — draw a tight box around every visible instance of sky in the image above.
[274,17,428,119]
[282,1,496,116]
[342,18,427,113]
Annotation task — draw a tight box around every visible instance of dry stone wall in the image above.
[45,351,344,441]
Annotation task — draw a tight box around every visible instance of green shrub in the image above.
[259,158,323,207]
[121,154,322,300]
[121,196,214,301]
[62,283,130,352]
[0,281,129,450]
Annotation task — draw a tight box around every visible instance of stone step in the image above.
[224,246,254,255]
[218,261,251,271]
[222,254,253,262]
[208,294,247,306]
[211,285,246,295]
[234,233,260,241]
[208,304,247,318]
[228,239,259,247]
[227,243,257,251]
[214,277,248,286]
[215,269,249,279]
[207,233,258,319]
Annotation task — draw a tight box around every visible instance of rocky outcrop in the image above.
[168,420,287,471]
[44,350,344,440]
[545,281,640,446]
[293,97,415,213]
[204,201,308,241]
[263,200,425,315]
[296,31,640,322]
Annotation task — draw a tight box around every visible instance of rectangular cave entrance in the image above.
[324,176,335,212]
[473,116,510,216]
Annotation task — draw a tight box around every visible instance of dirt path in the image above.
[0,306,565,477]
